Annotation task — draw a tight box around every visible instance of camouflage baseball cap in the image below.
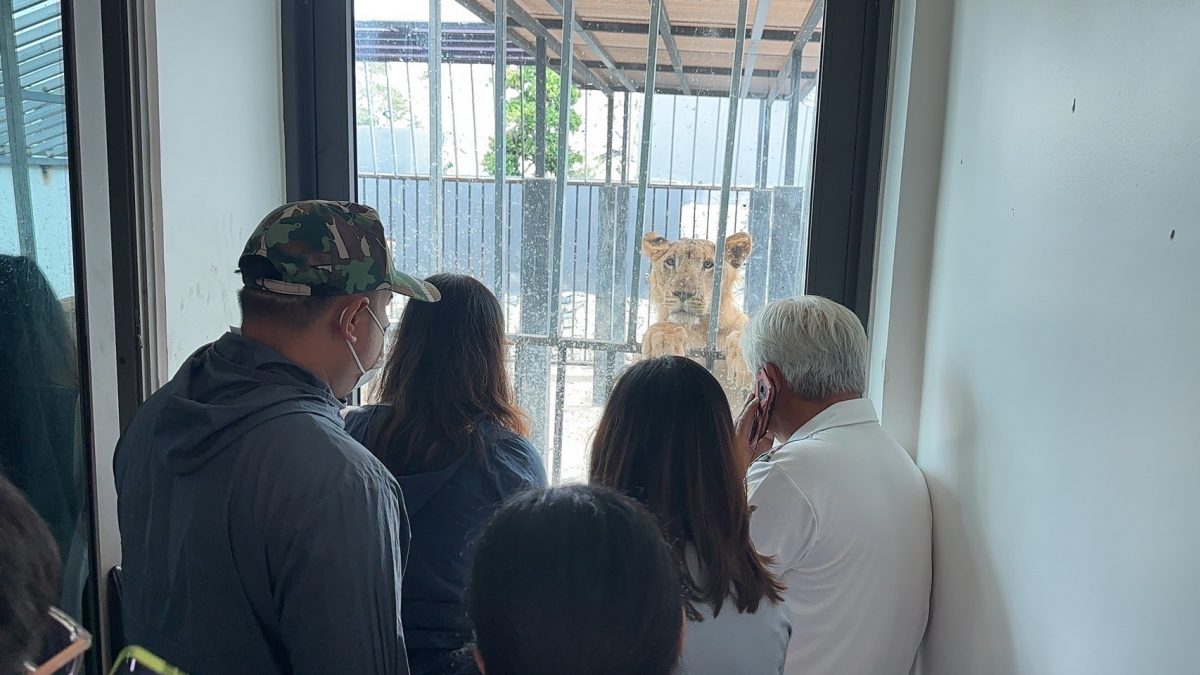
[238,200,440,302]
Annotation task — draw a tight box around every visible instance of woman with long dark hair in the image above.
[466,485,684,675]
[345,273,546,675]
[590,356,791,674]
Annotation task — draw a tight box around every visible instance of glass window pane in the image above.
[0,0,98,650]
[353,0,823,483]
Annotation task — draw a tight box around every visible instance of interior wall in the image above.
[866,0,953,455]
[155,0,285,372]
[908,0,1200,673]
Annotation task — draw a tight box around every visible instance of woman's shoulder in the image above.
[679,559,791,675]
[342,404,392,444]
[478,422,548,492]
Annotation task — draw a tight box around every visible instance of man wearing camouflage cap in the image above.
[115,201,437,674]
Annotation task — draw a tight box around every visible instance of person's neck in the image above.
[773,391,861,442]
[240,322,337,389]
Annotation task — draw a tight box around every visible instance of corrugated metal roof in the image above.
[0,0,67,163]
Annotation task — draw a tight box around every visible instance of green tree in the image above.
[356,62,413,127]
[484,66,583,177]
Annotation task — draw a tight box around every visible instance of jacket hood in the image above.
[152,333,341,475]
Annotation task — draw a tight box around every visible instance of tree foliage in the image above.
[356,62,414,127]
[484,67,583,177]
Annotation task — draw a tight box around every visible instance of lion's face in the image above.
[642,232,752,323]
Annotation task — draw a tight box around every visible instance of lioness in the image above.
[640,231,753,397]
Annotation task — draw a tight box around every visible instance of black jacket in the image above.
[114,333,410,674]
[344,406,545,674]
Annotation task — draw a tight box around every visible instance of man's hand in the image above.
[735,393,774,473]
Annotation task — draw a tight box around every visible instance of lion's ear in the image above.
[642,232,671,260]
[724,232,752,268]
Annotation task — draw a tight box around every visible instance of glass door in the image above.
[348,0,844,482]
[0,0,100,659]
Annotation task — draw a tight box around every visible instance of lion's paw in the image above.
[642,322,690,358]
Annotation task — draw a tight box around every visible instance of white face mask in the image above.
[343,304,389,391]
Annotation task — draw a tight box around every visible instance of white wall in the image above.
[155,0,285,372]
[879,0,1200,673]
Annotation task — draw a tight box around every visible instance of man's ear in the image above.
[724,231,752,268]
[336,296,370,342]
[642,232,671,261]
[763,362,787,394]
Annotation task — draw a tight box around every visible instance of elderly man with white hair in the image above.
[736,296,931,675]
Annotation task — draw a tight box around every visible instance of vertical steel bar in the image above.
[469,65,481,174]
[626,0,664,343]
[690,95,700,181]
[706,0,751,367]
[384,63,400,174]
[604,94,614,184]
[551,345,567,482]
[614,91,632,367]
[755,98,772,188]
[667,96,677,184]
[619,92,631,185]
[585,184,595,340]
[712,99,723,185]
[583,90,590,182]
[428,0,444,268]
[448,62,462,271]
[593,95,618,404]
[783,51,802,186]
[362,62,380,173]
[534,37,547,178]
[404,60,418,173]
[494,0,508,300]
[548,0,576,340]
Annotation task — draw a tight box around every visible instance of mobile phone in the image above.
[748,369,776,447]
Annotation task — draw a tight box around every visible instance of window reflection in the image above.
[0,0,95,649]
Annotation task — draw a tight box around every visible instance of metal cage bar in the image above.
[427,0,444,268]
[705,0,750,367]
[493,0,507,300]
[547,0,574,340]
[626,0,664,344]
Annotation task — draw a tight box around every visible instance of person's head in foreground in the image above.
[371,272,527,473]
[589,356,783,618]
[0,474,71,675]
[740,296,868,446]
[466,485,684,675]
[236,200,440,398]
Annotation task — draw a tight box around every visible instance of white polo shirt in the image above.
[746,398,932,675]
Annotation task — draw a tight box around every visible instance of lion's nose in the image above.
[673,290,697,301]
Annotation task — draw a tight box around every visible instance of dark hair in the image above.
[589,356,784,618]
[237,287,338,330]
[371,274,528,474]
[0,475,62,674]
[466,485,683,675]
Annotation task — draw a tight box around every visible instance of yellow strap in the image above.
[108,646,189,675]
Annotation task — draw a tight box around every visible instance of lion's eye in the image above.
[703,260,715,269]
[664,258,676,268]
